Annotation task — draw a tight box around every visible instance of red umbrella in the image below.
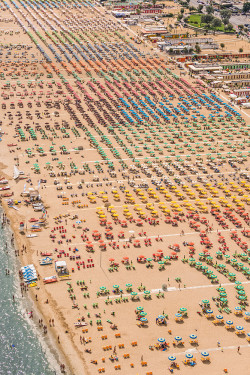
[171,251,177,255]
[123,256,129,260]
[109,258,115,262]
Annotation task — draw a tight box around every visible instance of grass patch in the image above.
[187,14,226,31]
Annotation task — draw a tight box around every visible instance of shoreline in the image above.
[0,164,87,375]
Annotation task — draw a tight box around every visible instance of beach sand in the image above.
[0,1,250,374]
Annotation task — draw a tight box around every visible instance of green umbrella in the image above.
[202,299,210,304]
[218,287,226,292]
[144,290,151,295]
[220,292,227,297]
[179,307,187,312]
[136,306,144,311]
[238,296,247,301]
[220,298,227,303]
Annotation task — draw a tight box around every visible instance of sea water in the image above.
[0,208,60,375]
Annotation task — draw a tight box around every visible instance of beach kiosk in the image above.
[55,260,69,277]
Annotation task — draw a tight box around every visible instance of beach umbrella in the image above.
[168,356,176,361]
[206,309,213,314]
[216,315,224,320]
[131,292,137,297]
[236,285,244,290]
[175,336,182,341]
[140,317,147,322]
[218,287,226,292]
[136,306,144,311]
[189,334,197,339]
[140,312,147,317]
[226,320,234,326]
[236,326,244,331]
[100,286,106,291]
[158,315,165,320]
[179,308,187,313]
[201,351,209,357]
[235,306,242,311]
[202,299,210,305]
[186,353,193,359]
[158,337,165,343]
[126,283,132,288]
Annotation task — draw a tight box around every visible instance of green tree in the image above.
[195,43,201,53]
[188,6,196,12]
[226,23,233,31]
[243,2,250,13]
[239,48,243,53]
[220,9,231,26]
[206,5,214,14]
[152,0,157,6]
[180,7,185,13]
[201,14,214,24]
[197,4,203,13]
[220,43,225,49]
[212,18,222,28]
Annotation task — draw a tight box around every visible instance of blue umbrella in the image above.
[140,317,147,322]
[168,356,176,361]
[175,336,182,341]
[226,320,233,325]
[206,309,213,314]
[236,326,244,331]
[235,307,242,311]
[216,315,223,320]
[158,337,165,343]
[158,315,165,320]
[175,313,182,318]
[189,334,197,339]
[245,312,250,317]
[201,351,209,357]
[186,353,193,359]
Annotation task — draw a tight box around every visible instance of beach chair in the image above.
[201,357,210,362]
[141,361,147,366]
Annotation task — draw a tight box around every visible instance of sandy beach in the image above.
[0,0,250,374]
